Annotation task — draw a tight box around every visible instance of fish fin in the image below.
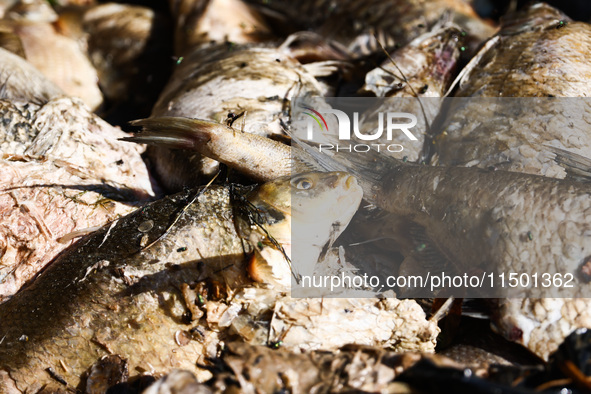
[122,117,219,149]
[543,145,591,181]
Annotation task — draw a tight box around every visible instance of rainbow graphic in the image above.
[302,105,329,132]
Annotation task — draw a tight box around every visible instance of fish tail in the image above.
[122,117,221,149]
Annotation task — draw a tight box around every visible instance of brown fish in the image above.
[144,39,331,191]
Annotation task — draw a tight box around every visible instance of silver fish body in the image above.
[291,130,591,359]
[423,3,591,359]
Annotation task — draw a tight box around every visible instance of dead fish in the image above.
[144,38,333,191]
[430,4,591,177]
[0,96,155,302]
[0,46,63,103]
[0,1,103,110]
[124,117,309,183]
[451,3,591,97]
[169,0,272,56]
[289,132,591,360]
[0,171,361,392]
[423,3,591,360]
[243,0,495,55]
[77,2,171,119]
[357,25,463,162]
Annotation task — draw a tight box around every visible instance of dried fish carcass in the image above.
[431,3,591,178]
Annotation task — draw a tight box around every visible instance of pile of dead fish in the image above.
[1,0,591,392]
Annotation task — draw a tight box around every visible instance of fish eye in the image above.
[292,177,313,190]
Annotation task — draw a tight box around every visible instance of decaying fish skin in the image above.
[0,172,360,392]
[431,98,591,179]
[244,0,495,55]
[357,26,463,162]
[0,1,103,110]
[222,288,439,352]
[0,96,155,302]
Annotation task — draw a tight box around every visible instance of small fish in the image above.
[0,171,361,392]
[145,37,334,191]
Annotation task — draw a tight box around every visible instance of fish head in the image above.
[246,171,363,282]
[250,171,363,228]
